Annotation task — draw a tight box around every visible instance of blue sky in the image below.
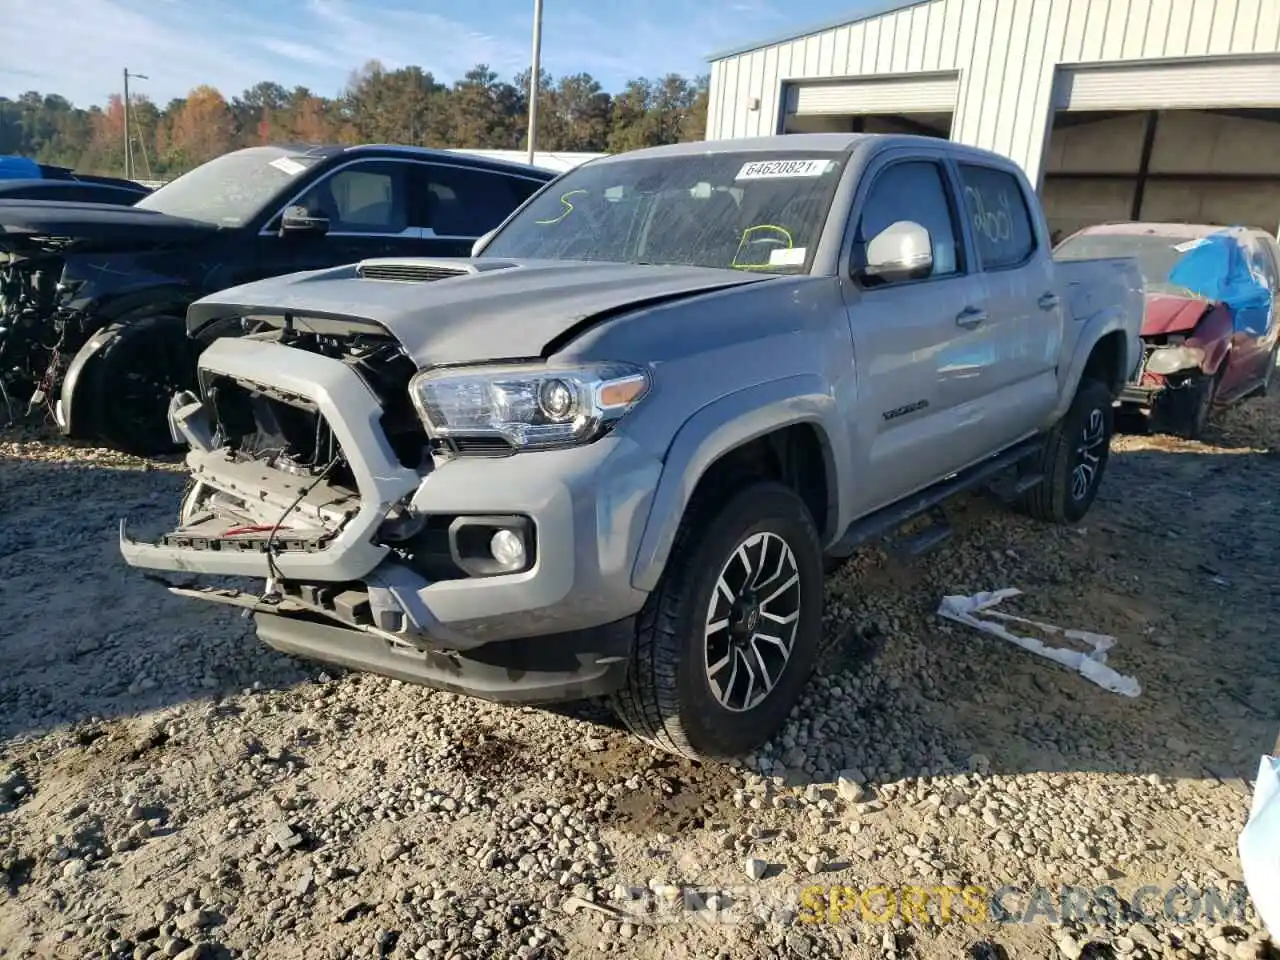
[0,0,873,107]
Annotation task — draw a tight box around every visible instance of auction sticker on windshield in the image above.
[269,156,308,176]
[736,159,834,180]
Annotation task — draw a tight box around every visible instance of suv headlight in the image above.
[409,361,651,451]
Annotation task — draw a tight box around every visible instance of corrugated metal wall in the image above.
[707,0,1280,184]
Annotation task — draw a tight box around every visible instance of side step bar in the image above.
[827,437,1043,560]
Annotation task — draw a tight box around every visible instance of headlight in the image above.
[1146,344,1205,375]
[409,361,650,451]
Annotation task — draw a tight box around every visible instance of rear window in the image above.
[956,163,1036,269]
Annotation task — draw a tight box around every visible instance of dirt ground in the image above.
[1,386,1278,960]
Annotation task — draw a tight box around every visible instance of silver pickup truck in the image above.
[120,133,1144,761]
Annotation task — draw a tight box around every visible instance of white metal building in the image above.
[706,0,1280,237]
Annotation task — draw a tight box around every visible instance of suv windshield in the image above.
[135,146,322,227]
[481,151,845,273]
[1055,231,1214,297]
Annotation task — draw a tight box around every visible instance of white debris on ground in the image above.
[1,391,1279,960]
[937,588,1142,697]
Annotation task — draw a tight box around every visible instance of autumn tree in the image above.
[0,61,712,178]
[164,85,234,169]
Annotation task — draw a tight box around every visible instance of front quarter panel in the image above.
[553,275,855,592]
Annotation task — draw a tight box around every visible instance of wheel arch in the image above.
[57,291,196,439]
[629,376,845,593]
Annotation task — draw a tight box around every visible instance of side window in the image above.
[854,160,963,286]
[956,163,1036,269]
[294,161,408,234]
[412,165,545,237]
[1249,238,1279,292]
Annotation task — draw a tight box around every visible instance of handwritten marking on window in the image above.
[732,224,794,270]
[964,185,1013,245]
[536,189,589,225]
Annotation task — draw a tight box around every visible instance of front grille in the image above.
[357,262,469,283]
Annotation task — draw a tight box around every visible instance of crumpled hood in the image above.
[187,257,778,364]
[1142,292,1213,337]
[0,199,216,250]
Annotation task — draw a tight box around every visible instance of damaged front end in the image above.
[120,324,430,638]
[0,239,80,423]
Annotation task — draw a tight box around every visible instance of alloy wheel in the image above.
[1071,407,1107,501]
[703,531,802,713]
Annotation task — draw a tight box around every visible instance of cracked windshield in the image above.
[484,153,842,272]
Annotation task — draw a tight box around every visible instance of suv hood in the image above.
[0,199,217,253]
[187,257,779,364]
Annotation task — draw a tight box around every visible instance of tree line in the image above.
[0,60,710,180]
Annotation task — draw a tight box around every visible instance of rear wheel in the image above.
[1020,377,1114,525]
[89,313,197,456]
[610,481,824,761]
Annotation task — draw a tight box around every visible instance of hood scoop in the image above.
[355,257,522,284]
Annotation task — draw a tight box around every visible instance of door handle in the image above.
[1038,292,1061,311]
[955,306,987,328]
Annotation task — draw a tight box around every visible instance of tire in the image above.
[88,313,198,456]
[1259,343,1278,398]
[1020,377,1114,525]
[610,480,824,761]
[1156,367,1221,441]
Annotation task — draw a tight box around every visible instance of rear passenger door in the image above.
[408,163,546,257]
[840,152,991,516]
[952,160,1062,442]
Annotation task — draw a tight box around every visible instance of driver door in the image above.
[840,153,992,516]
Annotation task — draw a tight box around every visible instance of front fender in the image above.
[57,312,191,439]
[56,323,122,436]
[1187,306,1233,375]
[629,375,846,593]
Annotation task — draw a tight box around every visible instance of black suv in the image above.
[0,144,556,453]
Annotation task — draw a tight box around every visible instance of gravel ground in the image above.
[2,391,1279,960]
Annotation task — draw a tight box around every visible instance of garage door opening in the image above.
[1043,108,1280,242]
[784,110,951,136]
[1042,57,1280,242]
[780,74,956,138]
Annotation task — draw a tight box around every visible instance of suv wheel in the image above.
[1020,377,1114,524]
[91,313,195,456]
[610,481,823,761]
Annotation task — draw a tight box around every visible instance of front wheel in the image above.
[1020,377,1114,525]
[1259,343,1278,398]
[89,314,198,456]
[610,481,824,761]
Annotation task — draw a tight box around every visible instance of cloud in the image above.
[255,38,333,67]
[0,0,801,108]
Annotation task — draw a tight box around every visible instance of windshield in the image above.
[481,151,845,273]
[135,146,322,227]
[1054,231,1214,297]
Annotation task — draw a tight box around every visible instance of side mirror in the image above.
[279,204,329,236]
[471,228,498,257]
[861,220,933,283]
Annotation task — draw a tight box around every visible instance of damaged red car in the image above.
[1055,223,1280,438]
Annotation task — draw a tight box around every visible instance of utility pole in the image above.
[122,68,148,180]
[526,0,543,166]
[123,68,131,180]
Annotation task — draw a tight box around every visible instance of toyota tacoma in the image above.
[120,134,1144,761]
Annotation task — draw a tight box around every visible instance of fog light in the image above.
[490,528,526,568]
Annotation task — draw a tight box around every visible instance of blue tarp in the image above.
[0,155,41,180]
[1168,229,1275,336]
